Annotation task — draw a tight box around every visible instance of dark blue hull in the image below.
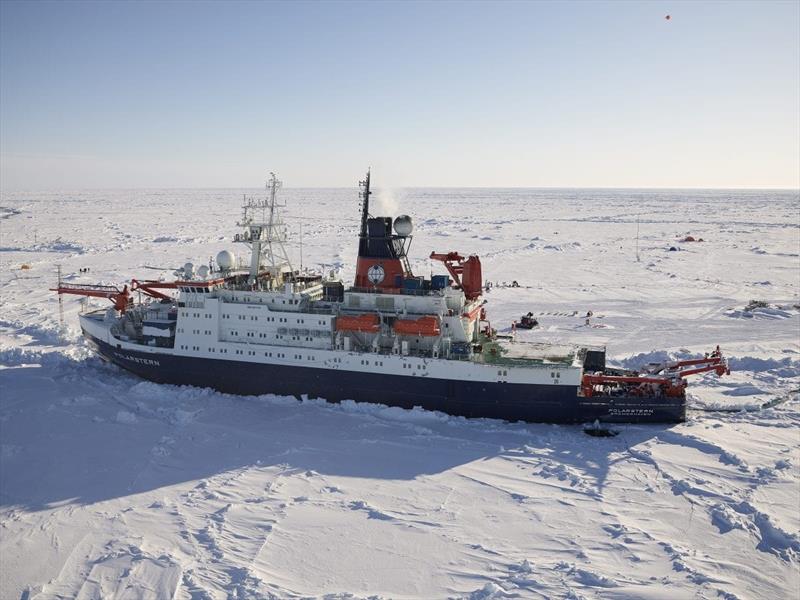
[85,334,685,424]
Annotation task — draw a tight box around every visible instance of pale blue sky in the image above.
[1,0,798,189]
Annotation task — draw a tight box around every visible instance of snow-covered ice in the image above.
[1,187,798,599]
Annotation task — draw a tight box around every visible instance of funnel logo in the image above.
[367,264,385,285]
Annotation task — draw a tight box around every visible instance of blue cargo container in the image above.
[403,277,422,290]
[431,275,450,290]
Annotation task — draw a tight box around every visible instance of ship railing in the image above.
[348,286,443,297]
[447,352,485,363]
[349,347,482,363]
[298,306,337,315]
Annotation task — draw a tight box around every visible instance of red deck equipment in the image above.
[335,313,381,333]
[393,316,441,337]
[429,252,483,300]
[51,283,131,312]
[581,347,729,399]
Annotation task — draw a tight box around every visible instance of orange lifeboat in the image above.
[393,316,441,337]
[336,313,380,333]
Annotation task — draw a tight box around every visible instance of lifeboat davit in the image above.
[336,313,380,333]
[393,316,441,337]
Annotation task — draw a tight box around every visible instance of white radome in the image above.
[216,250,235,270]
[394,215,413,236]
[183,262,194,278]
[197,265,209,279]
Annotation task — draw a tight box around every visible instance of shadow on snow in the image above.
[0,356,668,512]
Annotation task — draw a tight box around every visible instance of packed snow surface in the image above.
[1,187,798,599]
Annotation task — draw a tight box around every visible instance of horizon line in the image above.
[2,185,799,193]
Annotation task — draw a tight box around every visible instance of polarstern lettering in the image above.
[114,352,160,367]
[608,408,655,416]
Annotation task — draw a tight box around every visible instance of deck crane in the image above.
[50,282,132,312]
[581,347,729,400]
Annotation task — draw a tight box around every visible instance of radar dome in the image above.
[197,265,209,279]
[394,215,413,236]
[216,250,235,270]
[183,262,194,278]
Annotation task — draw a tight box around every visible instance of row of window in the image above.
[177,327,331,341]
[181,308,332,330]
[223,314,325,325]
[177,328,215,335]
[239,296,299,305]
[232,331,325,340]
[178,345,326,363]
[220,295,301,306]
[179,310,212,319]
[174,347,481,375]
[179,345,202,351]
[402,363,426,370]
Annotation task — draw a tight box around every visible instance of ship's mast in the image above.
[235,173,293,286]
[359,169,371,240]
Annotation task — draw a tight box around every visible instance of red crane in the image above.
[581,347,729,399]
[50,283,132,312]
[429,251,483,300]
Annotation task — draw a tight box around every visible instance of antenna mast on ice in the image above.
[299,221,303,272]
[57,264,64,327]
